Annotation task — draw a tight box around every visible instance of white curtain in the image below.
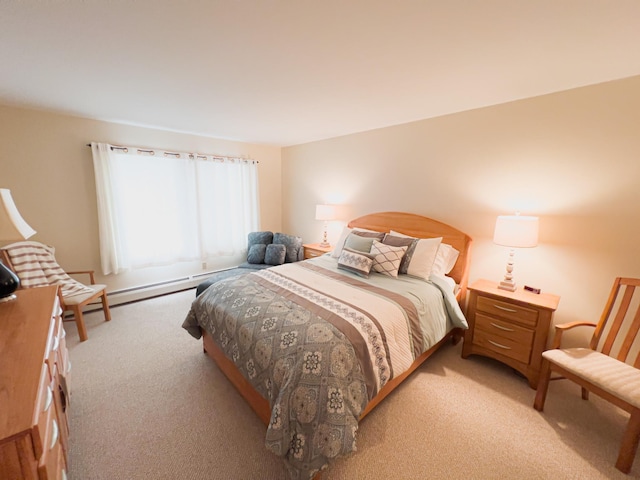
[91,143,259,275]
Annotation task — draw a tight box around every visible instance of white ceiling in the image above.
[2,1,640,147]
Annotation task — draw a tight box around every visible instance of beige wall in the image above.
[0,104,282,295]
[282,76,640,340]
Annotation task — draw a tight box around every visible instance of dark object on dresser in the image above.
[195,231,303,296]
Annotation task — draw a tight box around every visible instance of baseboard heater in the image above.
[105,268,232,307]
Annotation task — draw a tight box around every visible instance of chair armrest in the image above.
[67,270,96,284]
[550,321,597,349]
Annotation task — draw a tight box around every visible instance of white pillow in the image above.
[389,230,442,281]
[370,240,407,278]
[431,243,460,276]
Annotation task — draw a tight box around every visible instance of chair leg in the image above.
[101,292,111,321]
[616,409,640,474]
[581,387,590,401]
[72,305,88,342]
[534,358,552,411]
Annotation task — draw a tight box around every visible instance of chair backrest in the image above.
[1,241,93,298]
[591,277,640,368]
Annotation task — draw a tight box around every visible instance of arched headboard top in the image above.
[348,211,472,304]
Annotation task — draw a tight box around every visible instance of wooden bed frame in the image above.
[200,212,473,471]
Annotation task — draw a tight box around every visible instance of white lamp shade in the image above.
[493,215,538,248]
[0,189,36,241]
[315,204,337,221]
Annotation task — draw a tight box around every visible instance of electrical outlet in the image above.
[201,262,207,269]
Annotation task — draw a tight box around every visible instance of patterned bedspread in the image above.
[182,257,465,479]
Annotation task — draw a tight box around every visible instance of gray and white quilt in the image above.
[182,255,467,479]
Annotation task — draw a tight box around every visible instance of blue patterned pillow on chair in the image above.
[273,232,303,263]
[265,244,286,265]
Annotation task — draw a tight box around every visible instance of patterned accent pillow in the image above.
[247,244,267,264]
[265,243,287,265]
[382,234,418,275]
[273,232,303,263]
[389,230,443,281]
[337,247,375,278]
[370,240,408,278]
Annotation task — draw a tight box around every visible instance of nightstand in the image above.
[461,279,560,388]
[303,243,333,259]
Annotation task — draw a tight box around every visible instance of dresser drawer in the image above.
[37,415,64,480]
[473,328,532,364]
[476,295,539,327]
[475,313,534,345]
[33,363,56,460]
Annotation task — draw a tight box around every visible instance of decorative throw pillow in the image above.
[370,240,408,278]
[337,247,375,278]
[331,227,385,258]
[382,234,418,274]
[273,232,303,263]
[248,231,273,248]
[247,244,267,264]
[265,243,287,266]
[389,231,442,281]
[344,232,375,253]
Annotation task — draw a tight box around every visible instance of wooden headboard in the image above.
[348,211,473,306]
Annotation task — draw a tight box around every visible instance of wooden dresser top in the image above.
[0,285,58,439]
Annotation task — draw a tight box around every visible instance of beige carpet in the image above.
[65,289,638,479]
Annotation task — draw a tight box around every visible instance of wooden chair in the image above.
[534,277,640,474]
[0,242,111,342]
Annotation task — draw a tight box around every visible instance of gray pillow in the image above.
[247,244,267,264]
[265,244,286,265]
[273,232,303,263]
[344,232,374,253]
[248,231,273,249]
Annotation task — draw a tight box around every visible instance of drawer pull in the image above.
[488,340,512,350]
[493,304,518,313]
[62,470,67,480]
[50,418,59,450]
[67,360,72,374]
[43,385,53,412]
[490,322,515,332]
[52,335,60,352]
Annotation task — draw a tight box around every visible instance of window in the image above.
[91,143,259,275]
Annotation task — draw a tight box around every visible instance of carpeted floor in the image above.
[64,289,638,479]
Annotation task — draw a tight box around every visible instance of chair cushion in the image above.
[247,231,273,249]
[63,284,107,306]
[543,347,640,409]
[265,244,286,266]
[273,232,303,263]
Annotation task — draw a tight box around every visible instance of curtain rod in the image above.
[85,143,257,163]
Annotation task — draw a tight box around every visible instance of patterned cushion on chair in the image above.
[248,231,273,249]
[273,232,303,263]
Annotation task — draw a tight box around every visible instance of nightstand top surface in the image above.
[469,278,560,311]
[303,243,333,252]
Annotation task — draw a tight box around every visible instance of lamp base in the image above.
[0,293,17,303]
[498,279,517,292]
[318,241,331,248]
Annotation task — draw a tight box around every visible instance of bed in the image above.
[182,212,472,479]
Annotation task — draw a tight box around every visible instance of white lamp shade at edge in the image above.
[493,215,538,248]
[0,188,36,241]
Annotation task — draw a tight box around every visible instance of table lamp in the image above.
[315,204,337,247]
[493,213,538,292]
[0,189,36,302]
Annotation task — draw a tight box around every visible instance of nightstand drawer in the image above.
[473,329,532,364]
[475,313,534,345]
[476,295,539,327]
